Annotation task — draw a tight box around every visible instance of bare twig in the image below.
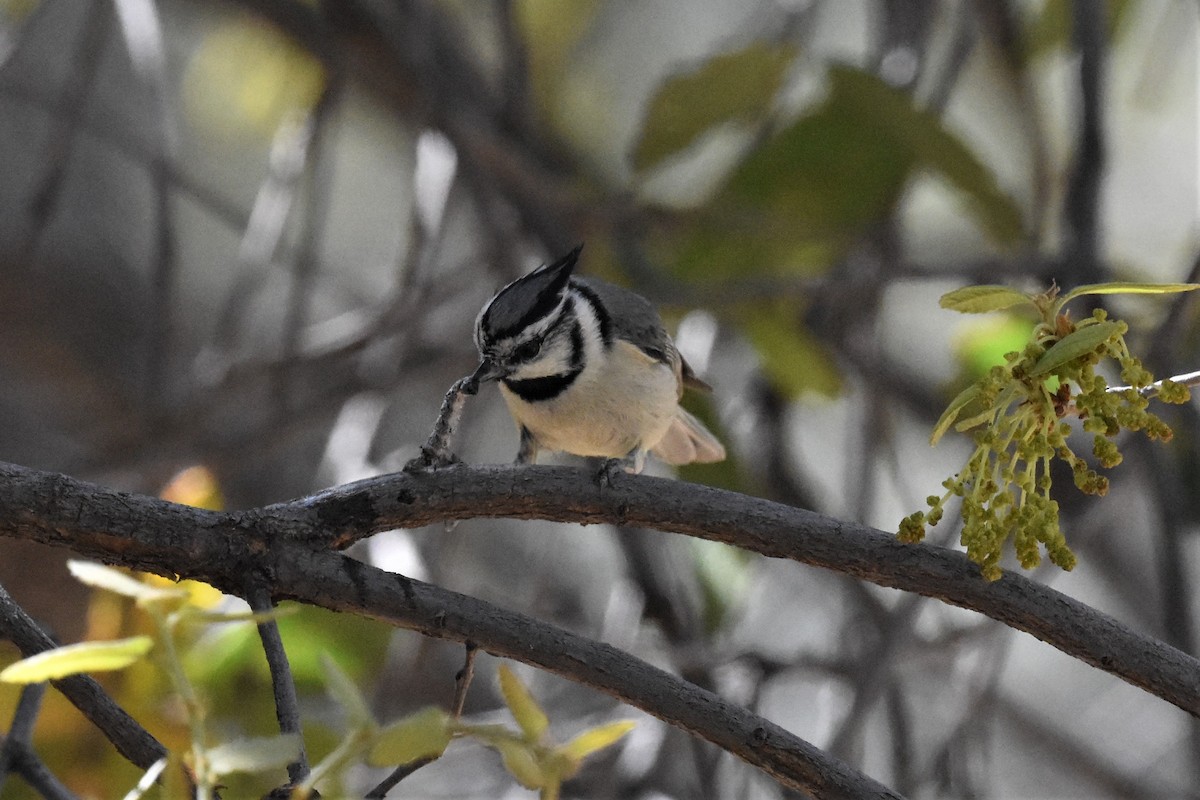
[0,581,165,769]
[1062,0,1106,291]
[1106,369,1200,396]
[0,682,83,798]
[404,372,481,469]
[245,581,309,785]
[365,640,478,798]
[452,640,478,718]
[18,1,111,267]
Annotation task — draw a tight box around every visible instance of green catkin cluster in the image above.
[903,305,1191,581]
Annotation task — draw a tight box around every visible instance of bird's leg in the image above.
[595,447,645,487]
[514,427,539,466]
[405,374,480,471]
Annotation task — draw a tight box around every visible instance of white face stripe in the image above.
[476,291,569,352]
[567,287,605,367]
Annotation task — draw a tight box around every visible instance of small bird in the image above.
[469,245,725,475]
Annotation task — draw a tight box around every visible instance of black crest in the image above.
[480,245,583,341]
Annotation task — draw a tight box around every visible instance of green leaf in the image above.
[67,560,187,606]
[498,664,549,743]
[725,67,915,239]
[930,385,980,446]
[939,285,1033,314]
[722,65,1022,247]
[369,707,452,766]
[207,734,303,776]
[953,404,1002,433]
[560,720,635,762]
[907,115,1024,246]
[494,738,546,790]
[0,637,153,683]
[632,43,796,172]
[1029,321,1123,377]
[1058,282,1200,306]
[321,653,374,728]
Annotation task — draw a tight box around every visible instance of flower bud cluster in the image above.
[904,306,1189,581]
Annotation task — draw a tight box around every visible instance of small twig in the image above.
[1059,370,1200,419]
[452,640,478,718]
[365,641,479,798]
[0,582,165,769]
[405,373,481,470]
[1105,369,1200,396]
[245,581,309,785]
[0,682,43,790]
[364,755,435,799]
[0,683,78,800]
[18,1,111,267]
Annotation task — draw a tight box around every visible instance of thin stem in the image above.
[365,640,480,798]
[452,641,478,718]
[246,581,309,784]
[152,609,210,798]
[1108,368,1200,396]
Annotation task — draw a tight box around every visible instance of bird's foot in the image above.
[404,445,462,473]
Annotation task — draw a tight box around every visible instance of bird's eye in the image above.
[512,339,542,362]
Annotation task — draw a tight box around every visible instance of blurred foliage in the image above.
[0,0,38,23]
[632,42,796,172]
[182,16,326,139]
[1025,0,1136,60]
[954,312,1038,382]
[717,65,1022,250]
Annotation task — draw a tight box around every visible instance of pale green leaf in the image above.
[1,637,153,683]
[67,560,187,606]
[930,385,981,446]
[189,605,296,626]
[560,721,635,762]
[633,43,796,171]
[953,405,1003,433]
[1029,321,1123,377]
[321,653,373,728]
[498,664,549,743]
[494,738,546,790]
[1059,282,1200,306]
[939,286,1032,314]
[207,734,302,776]
[369,707,452,767]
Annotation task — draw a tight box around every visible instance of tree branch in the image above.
[0,581,165,770]
[1,460,1199,795]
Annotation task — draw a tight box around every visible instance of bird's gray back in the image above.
[574,276,674,361]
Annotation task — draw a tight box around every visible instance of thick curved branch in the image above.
[0,462,899,798]
[295,465,1200,717]
[0,460,1198,794]
[270,549,893,798]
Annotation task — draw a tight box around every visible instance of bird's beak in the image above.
[463,359,506,395]
[472,359,507,383]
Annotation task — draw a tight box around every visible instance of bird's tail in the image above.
[651,407,726,466]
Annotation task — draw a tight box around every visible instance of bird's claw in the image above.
[404,446,462,473]
[595,457,631,489]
